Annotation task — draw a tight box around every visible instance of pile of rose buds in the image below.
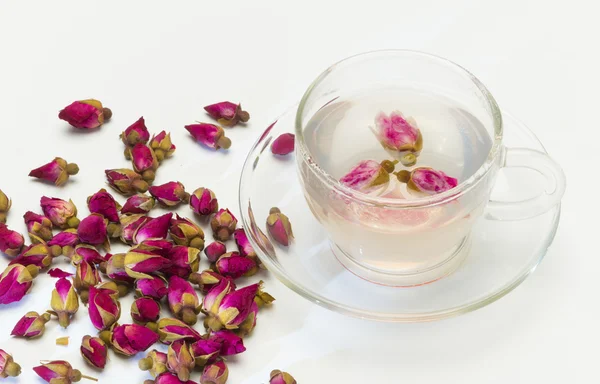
[0,99,298,384]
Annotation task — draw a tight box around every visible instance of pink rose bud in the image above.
[122,194,155,214]
[233,228,257,261]
[189,270,236,295]
[88,286,121,331]
[88,189,121,223]
[204,241,226,263]
[270,370,297,384]
[78,213,110,250]
[134,238,173,258]
[23,211,53,243]
[70,244,105,266]
[400,167,459,195]
[33,360,96,383]
[185,123,232,150]
[105,168,150,196]
[266,207,294,246]
[207,283,260,331]
[164,246,200,279]
[40,197,80,229]
[0,190,10,224]
[190,187,218,217]
[132,297,161,324]
[29,157,79,186]
[48,268,73,278]
[237,301,259,337]
[50,277,79,328]
[271,133,295,155]
[209,330,246,356]
[58,99,112,129]
[168,276,200,325]
[0,223,25,257]
[149,182,190,208]
[124,250,172,280]
[0,264,38,304]
[120,214,151,244]
[340,159,396,194]
[121,117,151,159]
[210,209,237,242]
[0,349,21,378]
[104,253,134,284]
[201,360,229,384]
[134,213,173,244]
[139,350,169,378]
[167,341,195,382]
[81,335,108,369]
[191,338,222,367]
[215,252,257,279]
[132,143,159,183]
[9,243,52,269]
[170,215,205,249]
[372,111,423,166]
[150,131,176,162]
[157,318,202,345]
[152,372,198,384]
[101,323,159,357]
[11,311,51,338]
[204,101,250,127]
[201,279,234,318]
[48,228,80,256]
[136,276,168,300]
[73,261,101,302]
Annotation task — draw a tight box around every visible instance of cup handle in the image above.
[485,147,566,221]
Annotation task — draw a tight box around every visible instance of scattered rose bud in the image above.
[100,323,159,357]
[190,338,221,367]
[372,111,423,166]
[139,350,169,378]
[88,286,121,331]
[0,189,11,223]
[210,330,245,356]
[164,246,200,279]
[339,159,397,194]
[74,261,101,302]
[201,279,234,319]
[119,214,151,244]
[40,196,80,229]
[105,168,150,196]
[58,99,112,129]
[168,276,200,325]
[151,372,197,384]
[271,133,295,155]
[398,167,459,195]
[0,349,21,378]
[132,143,159,183]
[185,123,232,150]
[29,157,79,186]
[121,117,151,159]
[210,209,237,241]
[203,241,226,263]
[124,250,172,280]
[190,187,218,217]
[88,189,121,223]
[132,297,161,324]
[134,213,173,244]
[201,360,229,384]
[237,301,258,337]
[270,370,297,384]
[9,243,53,269]
[204,101,250,127]
[233,228,260,267]
[0,223,24,257]
[266,207,293,246]
[23,211,53,243]
[48,228,80,256]
[81,336,108,369]
[122,194,155,214]
[0,264,38,304]
[50,277,79,328]
[135,276,168,300]
[33,360,96,383]
[11,311,51,338]
[48,268,73,278]
[156,318,203,345]
[78,213,110,250]
[167,341,195,382]
[149,182,190,207]
[134,238,173,258]
[150,131,176,162]
[70,244,105,266]
[169,214,205,249]
[189,270,236,295]
[215,252,257,279]
[206,283,260,331]
[104,253,134,285]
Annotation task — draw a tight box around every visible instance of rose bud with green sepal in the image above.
[266,207,294,246]
[29,157,79,186]
[204,101,249,127]
[105,168,149,196]
[185,123,231,150]
[59,98,111,129]
[190,187,218,216]
[40,197,80,229]
[122,194,155,214]
[121,117,150,159]
[11,311,51,338]
[80,336,108,369]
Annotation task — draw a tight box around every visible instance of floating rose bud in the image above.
[78,213,110,250]
[9,243,52,269]
[41,196,79,229]
[271,133,295,155]
[190,187,218,217]
[122,194,155,214]
[0,349,21,378]
[170,215,205,249]
[105,168,149,196]
[136,276,168,300]
[266,207,294,246]
[59,98,112,129]
[204,241,226,263]
[139,350,168,378]
[70,244,105,266]
[201,360,228,384]
[51,277,79,328]
[81,336,108,369]
[132,297,161,324]
[11,311,51,338]
[29,157,79,186]
[399,167,459,195]
[0,264,37,304]
[156,318,202,345]
[48,268,73,278]
[23,211,53,243]
[189,270,235,295]
[0,189,11,223]
[185,123,231,150]
[121,117,151,159]
[134,213,172,244]
[215,252,257,279]
[207,283,260,331]
[237,301,258,337]
[201,279,234,318]
[149,182,190,207]
[167,341,195,382]
[372,111,423,166]
[210,330,245,356]
[190,338,221,367]
[204,101,250,127]
[132,143,159,183]
[210,209,237,241]
[48,228,80,256]
[168,276,200,325]
[164,246,200,279]
[101,323,159,357]
[88,189,121,223]
[74,261,101,302]
[33,360,96,383]
[270,370,297,384]
[0,223,24,257]
[134,238,173,257]
[151,372,197,384]
[150,131,176,162]
[119,214,150,244]
[339,159,397,194]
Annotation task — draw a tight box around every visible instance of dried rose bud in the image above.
[149,182,190,207]
[0,223,24,257]
[270,370,297,384]
[185,123,232,150]
[48,228,80,256]
[206,283,260,331]
[168,276,200,325]
[150,131,176,162]
[48,268,73,278]
[105,168,149,196]
[204,101,250,127]
[9,243,53,269]
[190,187,218,217]
[210,330,245,356]
[74,261,101,302]
[0,189,11,223]
[0,349,21,378]
[271,133,295,155]
[132,143,159,183]
[11,311,51,338]
[156,318,202,345]
[135,276,168,300]
[266,207,294,246]
[399,167,459,195]
[121,117,151,159]
[78,213,110,250]
[215,252,257,279]
[163,246,200,279]
[170,214,205,249]
[189,270,236,295]
[88,189,121,223]
[210,209,237,241]
[100,323,159,357]
[167,341,195,382]
[34,360,96,383]
[203,241,226,263]
[237,301,258,337]
[191,338,221,367]
[70,244,105,266]
[104,253,134,285]
[50,277,79,328]
[125,250,172,280]
[0,264,38,304]
[201,279,234,318]
[81,336,108,369]
[134,213,173,244]
[339,159,396,194]
[23,211,53,243]
[88,285,121,331]
[41,197,79,229]
[132,297,161,324]
[372,111,423,166]
[122,194,155,214]
[119,214,150,244]
[201,360,229,384]
[29,157,79,186]
[151,372,197,384]
[233,228,258,264]
[59,99,112,129]
[139,350,169,378]
[134,238,173,257]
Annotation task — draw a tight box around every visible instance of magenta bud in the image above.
[190,187,218,216]
[164,246,200,279]
[23,211,53,243]
[10,244,52,269]
[81,335,108,369]
[48,268,73,278]
[170,215,204,249]
[105,253,134,283]
[48,228,79,248]
[73,261,101,298]
[40,196,79,229]
[122,194,155,214]
[105,168,149,196]
[104,323,159,357]
[271,133,295,155]
[149,182,190,208]
[204,241,226,263]
[135,276,168,300]
[59,98,111,129]
[124,250,172,280]
[208,283,260,331]
[11,311,51,338]
[0,349,21,378]
[0,224,25,257]
[70,244,105,266]
[168,276,200,325]
[132,143,159,182]
[153,372,197,384]
[185,123,232,150]
[29,157,79,186]
[209,330,245,356]
[233,228,257,259]
[33,360,91,383]
[157,318,202,345]
[78,213,110,250]
[201,360,229,384]
[167,341,195,382]
[266,207,294,246]
[0,264,36,305]
[372,111,423,162]
[190,338,221,367]
[204,101,250,127]
[270,370,297,384]
[88,286,121,331]
[340,159,392,194]
[189,270,236,295]
[405,167,458,195]
[134,213,173,244]
[132,297,161,324]
[210,209,237,242]
[150,131,176,162]
[215,252,257,279]
[139,350,168,378]
[201,279,234,317]
[120,214,151,244]
[50,277,79,328]
[88,188,121,223]
[121,117,151,158]
[134,239,173,257]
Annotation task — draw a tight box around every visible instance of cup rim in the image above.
[294,49,503,208]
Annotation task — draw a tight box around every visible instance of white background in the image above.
[0,1,596,383]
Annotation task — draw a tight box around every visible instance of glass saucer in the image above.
[238,107,561,322]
